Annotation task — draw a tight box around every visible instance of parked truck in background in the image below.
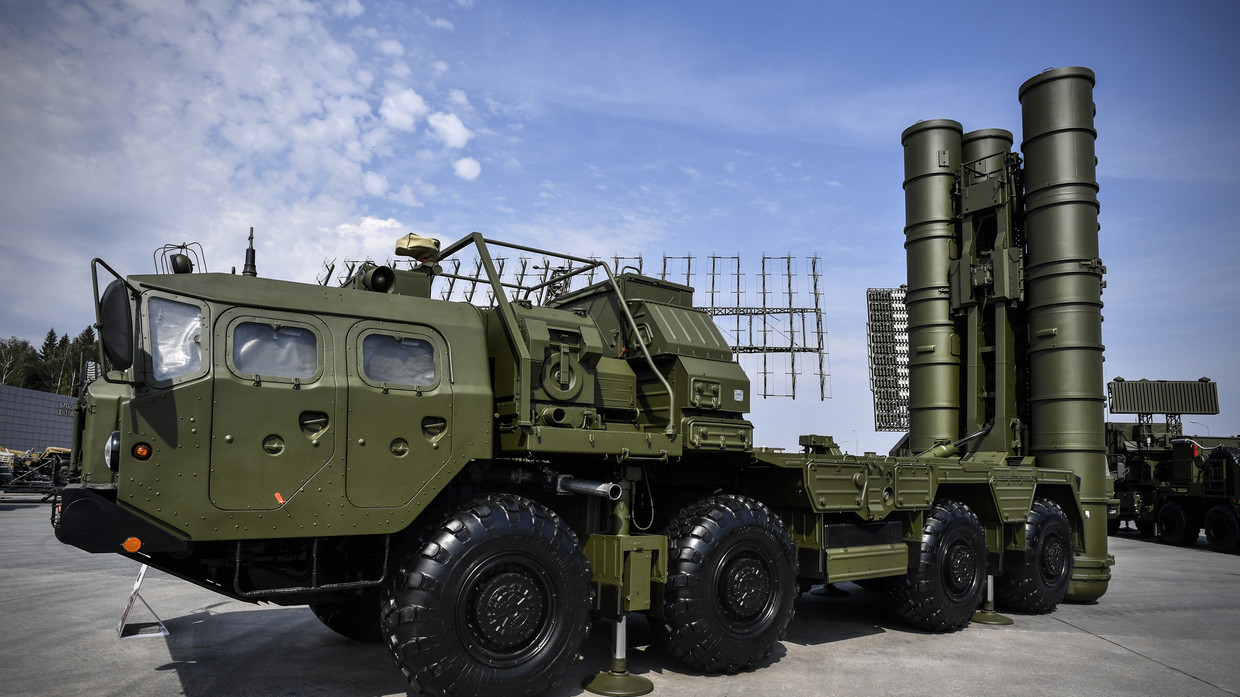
[1105,377,1240,553]
[53,67,1112,697]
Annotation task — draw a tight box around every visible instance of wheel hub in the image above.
[945,541,976,593]
[1040,536,1067,583]
[721,556,771,620]
[470,571,545,650]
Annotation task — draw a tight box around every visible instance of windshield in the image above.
[149,297,204,381]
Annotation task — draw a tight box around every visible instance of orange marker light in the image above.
[122,537,142,553]
[132,443,153,460]
[274,492,285,505]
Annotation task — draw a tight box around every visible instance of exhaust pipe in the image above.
[556,475,622,501]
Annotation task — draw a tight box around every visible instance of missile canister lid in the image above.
[901,118,963,146]
[1018,66,1096,103]
[961,128,1013,145]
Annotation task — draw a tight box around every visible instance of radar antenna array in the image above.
[866,287,910,431]
[335,247,830,400]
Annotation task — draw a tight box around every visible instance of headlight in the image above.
[104,431,120,472]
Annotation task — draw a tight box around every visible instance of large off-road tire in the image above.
[1157,500,1200,547]
[382,494,591,697]
[310,596,383,643]
[995,498,1074,613]
[654,494,798,673]
[891,499,987,632]
[1204,504,1240,554]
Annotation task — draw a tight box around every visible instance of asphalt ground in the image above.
[3,491,1239,697]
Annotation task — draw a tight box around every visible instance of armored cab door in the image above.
[344,322,453,508]
[210,310,336,511]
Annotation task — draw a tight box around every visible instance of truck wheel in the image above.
[1157,501,1200,546]
[891,499,986,632]
[382,494,591,697]
[310,596,383,643]
[654,494,798,673]
[1204,504,1240,553]
[995,498,1073,613]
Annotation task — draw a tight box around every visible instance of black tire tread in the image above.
[1204,503,1240,554]
[653,494,798,674]
[890,499,986,633]
[1157,500,1200,547]
[382,494,591,697]
[994,498,1073,614]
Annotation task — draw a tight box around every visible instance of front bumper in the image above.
[54,485,189,554]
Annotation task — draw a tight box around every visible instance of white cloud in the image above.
[391,185,422,207]
[453,157,481,180]
[0,0,499,343]
[331,0,365,19]
[427,112,472,148]
[388,60,412,79]
[363,171,389,196]
[380,87,429,131]
[415,178,440,198]
[337,216,405,236]
[428,18,455,32]
[336,216,411,255]
[376,39,405,57]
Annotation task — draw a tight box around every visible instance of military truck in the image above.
[3,445,72,494]
[1105,378,1240,552]
[54,66,1112,697]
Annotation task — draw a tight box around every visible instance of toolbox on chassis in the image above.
[54,67,1111,697]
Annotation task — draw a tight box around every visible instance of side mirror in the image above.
[99,279,134,371]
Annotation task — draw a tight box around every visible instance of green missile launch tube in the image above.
[1020,67,1111,602]
[901,119,963,453]
[961,129,1012,184]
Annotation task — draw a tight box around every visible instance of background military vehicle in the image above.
[54,67,1111,697]
[1105,377,1240,552]
[2,445,73,495]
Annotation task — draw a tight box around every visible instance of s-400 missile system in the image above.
[55,67,1112,697]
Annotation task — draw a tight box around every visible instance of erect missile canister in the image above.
[901,120,962,453]
[1019,67,1111,602]
[961,129,1013,184]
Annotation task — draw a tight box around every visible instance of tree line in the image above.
[0,327,98,396]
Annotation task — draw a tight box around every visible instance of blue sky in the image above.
[2,0,1238,451]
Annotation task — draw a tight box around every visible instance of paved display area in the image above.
[3,492,1238,697]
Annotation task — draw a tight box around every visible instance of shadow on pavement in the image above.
[149,579,902,697]
[157,604,408,697]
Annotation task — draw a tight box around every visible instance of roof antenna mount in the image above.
[242,227,258,277]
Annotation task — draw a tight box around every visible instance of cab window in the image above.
[149,297,205,381]
[361,333,436,387]
[233,322,318,380]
